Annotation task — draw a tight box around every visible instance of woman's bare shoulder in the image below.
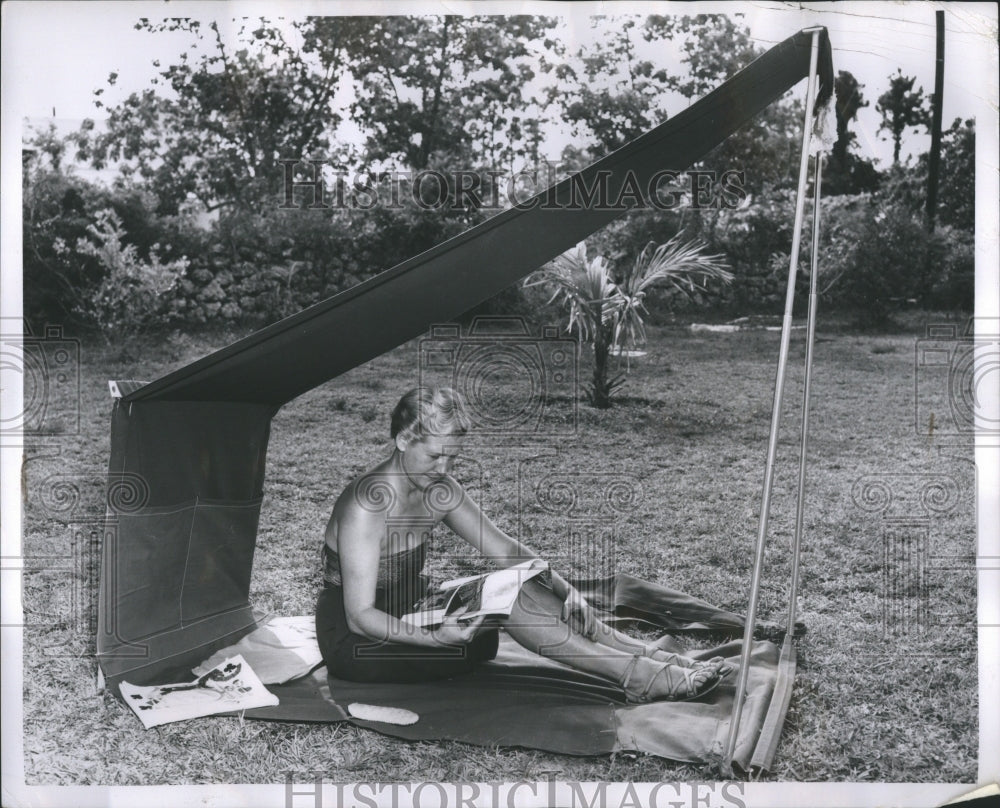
[325,466,396,549]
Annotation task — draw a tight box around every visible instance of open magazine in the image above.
[401,559,549,629]
[119,654,278,729]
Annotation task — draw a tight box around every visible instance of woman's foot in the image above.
[645,646,734,677]
[620,655,723,703]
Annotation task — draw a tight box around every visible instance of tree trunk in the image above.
[922,10,945,306]
[926,10,945,233]
[591,321,613,409]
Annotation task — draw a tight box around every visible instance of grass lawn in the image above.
[20,311,978,784]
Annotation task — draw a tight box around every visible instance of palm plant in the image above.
[614,235,734,354]
[528,236,732,408]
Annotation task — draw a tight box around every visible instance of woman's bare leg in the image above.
[520,583,727,671]
[502,579,721,702]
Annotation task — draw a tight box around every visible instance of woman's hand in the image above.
[560,586,600,642]
[433,609,486,647]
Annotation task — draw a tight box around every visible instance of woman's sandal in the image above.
[645,646,728,670]
[620,655,728,703]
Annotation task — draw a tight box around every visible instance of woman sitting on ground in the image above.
[316,387,729,702]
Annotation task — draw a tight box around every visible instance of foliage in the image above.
[879,118,976,231]
[652,15,805,194]
[73,18,357,213]
[307,15,557,171]
[930,118,975,231]
[928,225,974,309]
[530,244,623,408]
[647,14,761,99]
[833,70,868,162]
[28,12,975,335]
[22,160,107,327]
[821,200,929,327]
[528,238,731,407]
[614,236,733,349]
[70,209,188,338]
[710,189,798,311]
[558,15,805,196]
[555,16,676,154]
[21,134,184,327]
[876,69,930,165]
[825,71,879,195]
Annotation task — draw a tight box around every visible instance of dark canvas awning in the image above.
[98,28,833,702]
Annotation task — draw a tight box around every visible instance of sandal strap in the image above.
[622,656,672,702]
[619,654,642,693]
[638,662,664,701]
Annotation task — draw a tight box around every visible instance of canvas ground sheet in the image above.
[221,576,791,770]
[251,636,782,768]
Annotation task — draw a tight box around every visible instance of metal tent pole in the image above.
[746,152,825,773]
[787,152,823,632]
[722,29,823,771]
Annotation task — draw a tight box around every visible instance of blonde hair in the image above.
[390,387,471,446]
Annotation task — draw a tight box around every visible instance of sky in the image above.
[3,0,997,169]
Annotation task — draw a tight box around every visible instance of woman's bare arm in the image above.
[336,497,482,647]
[442,478,577,600]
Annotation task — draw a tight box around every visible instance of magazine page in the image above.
[400,588,455,628]
[119,655,279,730]
[439,558,546,590]
[402,560,549,627]
[462,561,549,619]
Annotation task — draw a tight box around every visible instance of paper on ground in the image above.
[120,654,278,729]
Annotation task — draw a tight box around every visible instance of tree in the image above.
[306,15,557,171]
[876,69,930,165]
[646,14,760,100]
[833,71,868,164]
[650,14,807,194]
[556,13,802,192]
[824,70,878,195]
[22,146,106,325]
[934,118,975,231]
[556,16,675,154]
[528,237,731,408]
[74,18,358,213]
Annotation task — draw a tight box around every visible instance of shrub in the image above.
[822,200,928,328]
[71,209,188,339]
[929,226,974,310]
[22,167,110,326]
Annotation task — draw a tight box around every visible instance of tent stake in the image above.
[787,152,823,632]
[722,29,822,772]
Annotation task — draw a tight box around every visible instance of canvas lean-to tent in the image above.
[96,26,833,767]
